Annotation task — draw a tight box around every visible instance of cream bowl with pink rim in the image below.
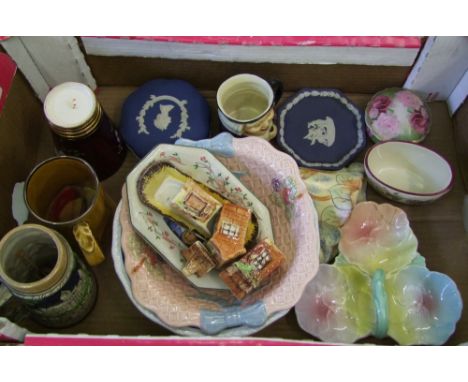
[364,141,454,205]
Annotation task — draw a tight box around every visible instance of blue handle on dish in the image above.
[200,301,268,335]
[175,132,235,157]
[371,269,389,339]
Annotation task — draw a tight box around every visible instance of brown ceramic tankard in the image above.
[24,156,113,266]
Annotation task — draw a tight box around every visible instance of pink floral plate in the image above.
[365,88,431,143]
[118,135,320,335]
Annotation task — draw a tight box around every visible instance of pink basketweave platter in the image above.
[113,134,320,335]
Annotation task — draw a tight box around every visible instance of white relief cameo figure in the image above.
[137,95,190,137]
[154,104,175,131]
[304,116,336,147]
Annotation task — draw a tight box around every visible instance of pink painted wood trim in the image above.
[0,52,17,114]
[89,36,421,48]
[0,334,20,342]
[24,335,330,346]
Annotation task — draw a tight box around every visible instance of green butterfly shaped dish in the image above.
[295,201,463,345]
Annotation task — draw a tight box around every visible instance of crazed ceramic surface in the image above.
[126,143,274,290]
[120,136,320,330]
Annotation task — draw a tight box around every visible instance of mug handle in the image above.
[73,222,106,266]
[254,123,277,141]
[267,79,283,105]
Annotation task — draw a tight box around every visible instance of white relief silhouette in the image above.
[136,95,190,138]
[304,116,336,147]
[154,104,175,131]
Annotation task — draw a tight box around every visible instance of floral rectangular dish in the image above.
[126,142,274,290]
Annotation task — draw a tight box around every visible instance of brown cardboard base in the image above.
[2,83,467,345]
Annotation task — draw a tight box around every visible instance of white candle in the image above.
[44,82,96,128]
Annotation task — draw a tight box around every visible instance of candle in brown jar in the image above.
[44,82,126,180]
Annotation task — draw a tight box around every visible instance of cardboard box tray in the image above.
[1,57,467,345]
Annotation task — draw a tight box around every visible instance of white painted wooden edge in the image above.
[1,37,96,102]
[404,37,468,104]
[448,69,468,116]
[0,37,50,100]
[82,37,419,67]
[404,36,436,93]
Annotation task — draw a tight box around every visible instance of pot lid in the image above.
[120,79,211,158]
[365,88,431,143]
